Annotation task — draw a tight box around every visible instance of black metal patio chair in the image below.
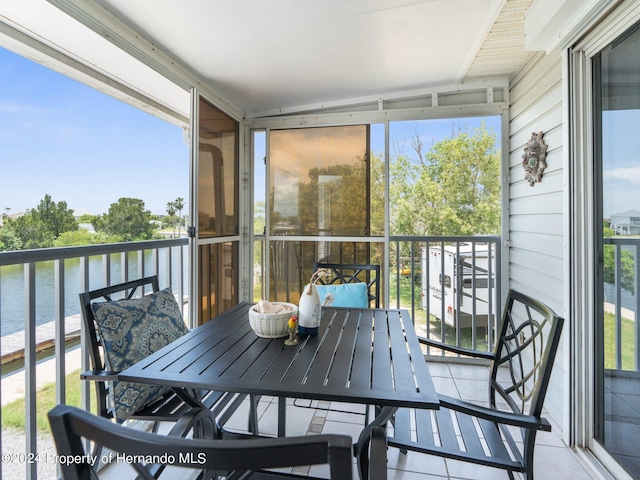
[387,289,564,480]
[48,404,357,480]
[79,276,248,440]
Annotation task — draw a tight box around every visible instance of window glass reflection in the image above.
[270,125,369,236]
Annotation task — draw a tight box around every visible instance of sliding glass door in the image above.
[593,22,640,478]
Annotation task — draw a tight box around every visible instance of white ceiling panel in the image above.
[1,0,539,119]
[94,0,501,115]
[0,0,190,121]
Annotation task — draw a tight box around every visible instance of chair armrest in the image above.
[438,394,552,431]
[80,370,119,382]
[419,337,495,360]
[368,426,387,480]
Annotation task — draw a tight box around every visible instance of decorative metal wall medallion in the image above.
[522,131,547,186]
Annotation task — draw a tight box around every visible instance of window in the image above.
[269,125,369,236]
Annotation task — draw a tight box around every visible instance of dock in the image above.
[1,314,82,365]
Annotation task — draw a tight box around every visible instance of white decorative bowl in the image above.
[248,302,298,338]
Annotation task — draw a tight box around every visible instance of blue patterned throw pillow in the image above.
[91,287,188,421]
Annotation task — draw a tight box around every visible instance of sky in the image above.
[1,44,503,220]
[0,47,189,217]
[602,109,640,218]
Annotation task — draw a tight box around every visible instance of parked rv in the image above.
[421,243,497,328]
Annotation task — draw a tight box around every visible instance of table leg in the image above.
[248,394,260,435]
[278,396,287,437]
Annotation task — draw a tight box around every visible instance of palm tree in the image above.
[173,197,184,236]
[166,201,177,238]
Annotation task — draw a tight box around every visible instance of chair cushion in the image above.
[316,282,368,308]
[91,288,188,421]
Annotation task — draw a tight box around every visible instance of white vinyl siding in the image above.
[508,50,566,432]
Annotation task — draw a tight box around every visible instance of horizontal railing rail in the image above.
[0,238,187,266]
[0,238,188,480]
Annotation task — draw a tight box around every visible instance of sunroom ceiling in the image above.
[0,0,536,121]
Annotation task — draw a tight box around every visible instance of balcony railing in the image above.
[0,238,188,480]
[389,235,502,356]
[603,237,640,372]
[254,234,502,354]
[2,234,501,479]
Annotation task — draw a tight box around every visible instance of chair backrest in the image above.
[78,276,159,419]
[489,289,564,419]
[313,262,380,308]
[48,404,353,480]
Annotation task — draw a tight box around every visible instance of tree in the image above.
[94,197,155,241]
[31,194,78,238]
[8,194,78,249]
[602,226,635,294]
[370,151,385,237]
[0,224,22,251]
[254,201,265,235]
[164,197,185,238]
[166,201,177,237]
[390,123,501,236]
[77,213,96,224]
[53,229,114,247]
[173,197,185,235]
[11,213,54,249]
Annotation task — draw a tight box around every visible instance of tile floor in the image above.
[603,374,640,478]
[54,362,604,480]
[1,350,609,479]
[216,362,603,480]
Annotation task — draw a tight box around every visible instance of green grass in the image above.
[390,274,421,308]
[428,317,490,351]
[604,311,637,370]
[2,369,95,432]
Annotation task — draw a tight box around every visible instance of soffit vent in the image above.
[464,0,538,83]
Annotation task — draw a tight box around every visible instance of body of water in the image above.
[1,251,188,337]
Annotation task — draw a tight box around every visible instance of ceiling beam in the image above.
[247,80,509,119]
[46,0,245,121]
[0,17,188,126]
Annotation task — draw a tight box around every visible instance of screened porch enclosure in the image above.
[8,1,640,478]
[196,96,240,322]
[250,116,504,353]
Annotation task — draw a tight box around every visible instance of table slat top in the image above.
[120,303,438,409]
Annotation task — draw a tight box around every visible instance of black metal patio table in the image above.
[119,302,439,479]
